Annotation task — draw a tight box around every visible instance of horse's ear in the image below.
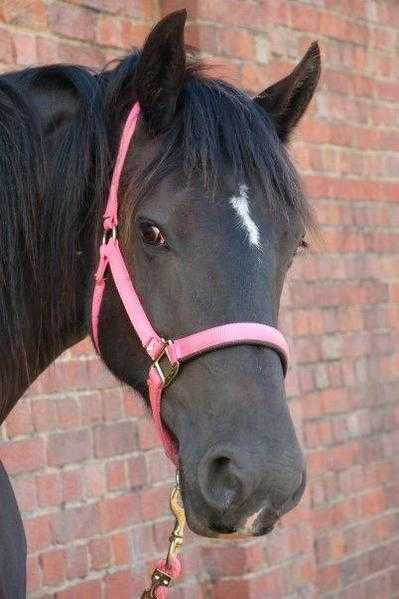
[135,10,187,135]
[254,42,321,143]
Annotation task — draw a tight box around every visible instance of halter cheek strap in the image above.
[91,102,290,466]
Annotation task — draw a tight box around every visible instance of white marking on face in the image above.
[243,508,263,531]
[230,184,260,248]
[215,508,264,539]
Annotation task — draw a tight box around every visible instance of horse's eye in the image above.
[139,221,167,247]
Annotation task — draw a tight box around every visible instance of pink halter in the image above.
[91,102,289,465]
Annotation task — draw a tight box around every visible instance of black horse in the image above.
[0,10,320,597]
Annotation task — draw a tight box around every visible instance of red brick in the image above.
[94,421,137,457]
[40,548,66,586]
[62,470,83,503]
[58,40,106,68]
[0,29,14,64]
[202,544,265,577]
[105,570,136,599]
[138,418,159,450]
[53,505,100,544]
[391,283,399,303]
[327,441,359,471]
[56,580,102,599]
[36,472,62,507]
[96,14,124,48]
[1,0,47,29]
[80,392,104,425]
[33,357,115,395]
[47,429,91,467]
[111,531,131,565]
[89,536,112,569]
[31,398,57,432]
[48,3,96,41]
[293,309,324,336]
[125,0,158,19]
[99,494,141,532]
[135,521,158,556]
[316,564,340,592]
[71,337,94,355]
[12,32,37,65]
[146,450,174,484]
[122,389,146,418]
[5,399,33,437]
[106,459,127,491]
[102,389,124,421]
[25,515,52,552]
[139,485,170,520]
[27,555,40,593]
[128,454,147,488]
[56,397,80,429]
[361,489,388,517]
[66,544,88,579]
[35,35,59,63]
[289,3,321,33]
[211,578,259,598]
[0,438,45,474]
[83,462,106,497]
[13,476,38,512]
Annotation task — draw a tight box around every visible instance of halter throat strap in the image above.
[91,102,290,465]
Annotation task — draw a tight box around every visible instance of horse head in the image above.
[96,10,321,538]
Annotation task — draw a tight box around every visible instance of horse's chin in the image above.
[211,524,276,539]
[183,503,278,539]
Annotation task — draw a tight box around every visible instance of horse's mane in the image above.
[0,51,312,409]
[0,64,110,407]
[0,78,44,396]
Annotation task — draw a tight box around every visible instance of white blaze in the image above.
[230,184,260,248]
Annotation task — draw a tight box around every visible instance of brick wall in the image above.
[0,0,398,597]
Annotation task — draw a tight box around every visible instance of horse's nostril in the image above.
[213,456,230,473]
[198,449,251,513]
[212,456,237,489]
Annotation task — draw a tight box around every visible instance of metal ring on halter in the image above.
[153,340,180,387]
[102,226,117,245]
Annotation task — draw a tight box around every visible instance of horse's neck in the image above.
[0,69,98,421]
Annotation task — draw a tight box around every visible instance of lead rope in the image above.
[141,472,186,598]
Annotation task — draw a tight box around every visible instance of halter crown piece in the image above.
[91,102,290,597]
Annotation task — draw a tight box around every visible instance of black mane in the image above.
[0,64,110,410]
[0,52,312,413]
[0,77,43,393]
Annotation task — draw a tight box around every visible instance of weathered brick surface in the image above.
[0,0,398,597]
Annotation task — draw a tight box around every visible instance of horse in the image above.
[0,10,320,597]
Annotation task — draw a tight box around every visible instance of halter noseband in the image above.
[91,102,289,465]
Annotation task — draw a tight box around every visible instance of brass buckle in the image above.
[153,340,179,388]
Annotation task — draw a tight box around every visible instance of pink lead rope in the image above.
[91,101,290,596]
